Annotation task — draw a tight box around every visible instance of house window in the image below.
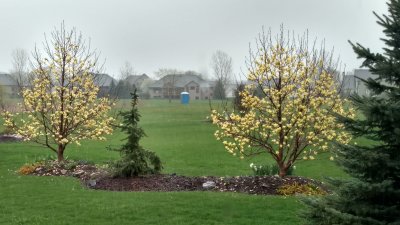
[190,86,195,90]
[195,96,199,100]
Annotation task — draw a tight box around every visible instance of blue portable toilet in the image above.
[180,92,190,104]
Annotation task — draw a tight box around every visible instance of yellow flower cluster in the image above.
[212,44,354,167]
[3,39,114,149]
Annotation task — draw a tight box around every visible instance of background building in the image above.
[0,73,18,98]
[148,74,215,100]
[342,69,375,96]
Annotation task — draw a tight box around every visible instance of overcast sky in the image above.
[0,0,388,79]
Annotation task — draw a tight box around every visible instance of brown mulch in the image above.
[0,134,23,142]
[30,161,108,181]
[27,160,325,195]
[92,174,324,195]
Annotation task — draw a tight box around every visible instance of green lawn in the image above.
[0,99,351,225]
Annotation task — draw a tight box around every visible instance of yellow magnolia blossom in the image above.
[212,31,354,177]
[3,24,114,161]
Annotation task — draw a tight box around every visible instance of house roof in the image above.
[0,73,16,86]
[177,75,203,87]
[93,73,117,87]
[149,74,207,88]
[125,74,150,85]
[343,75,356,89]
[354,69,374,79]
[149,79,164,88]
[198,80,215,88]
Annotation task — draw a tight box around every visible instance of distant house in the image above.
[0,72,119,98]
[342,69,375,96]
[93,73,117,97]
[225,83,237,98]
[125,74,150,89]
[148,74,215,100]
[0,73,18,98]
[342,74,356,96]
[353,69,375,96]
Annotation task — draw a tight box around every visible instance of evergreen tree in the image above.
[111,90,162,177]
[130,83,137,97]
[232,82,247,115]
[114,80,133,99]
[213,79,226,100]
[122,81,131,99]
[303,1,400,224]
[115,80,124,98]
[109,79,116,98]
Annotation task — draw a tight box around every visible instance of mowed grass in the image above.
[0,99,353,225]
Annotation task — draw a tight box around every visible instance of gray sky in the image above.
[0,0,387,79]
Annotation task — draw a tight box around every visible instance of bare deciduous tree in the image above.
[154,68,182,103]
[0,85,5,110]
[154,68,181,77]
[119,61,135,80]
[113,61,136,98]
[211,50,233,99]
[139,78,155,98]
[10,48,29,94]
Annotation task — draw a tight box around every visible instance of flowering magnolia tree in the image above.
[211,28,355,177]
[3,23,114,161]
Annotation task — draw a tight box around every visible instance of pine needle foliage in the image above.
[111,90,162,177]
[303,1,400,224]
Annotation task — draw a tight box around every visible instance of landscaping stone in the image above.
[88,180,97,187]
[72,170,85,177]
[202,181,216,189]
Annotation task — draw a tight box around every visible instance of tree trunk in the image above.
[57,144,65,162]
[168,86,172,103]
[278,163,287,178]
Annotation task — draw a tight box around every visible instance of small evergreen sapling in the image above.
[111,90,162,177]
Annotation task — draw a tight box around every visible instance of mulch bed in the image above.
[5,132,326,195]
[0,134,23,142]
[26,160,326,195]
[93,174,324,195]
